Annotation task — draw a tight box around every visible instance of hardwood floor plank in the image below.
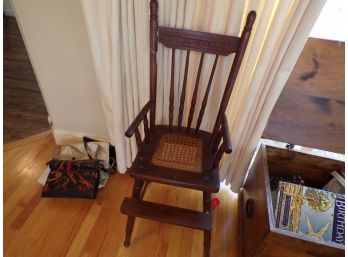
[4,131,54,152]
[4,134,239,257]
[4,16,50,143]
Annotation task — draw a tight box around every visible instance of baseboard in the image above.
[53,128,110,145]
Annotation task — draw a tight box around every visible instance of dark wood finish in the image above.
[241,141,345,257]
[149,0,158,131]
[203,192,211,214]
[203,192,212,257]
[134,128,143,156]
[195,55,219,133]
[130,125,220,193]
[211,112,232,157]
[221,113,232,153]
[213,144,225,168]
[264,38,344,154]
[158,27,241,56]
[263,229,344,257]
[212,128,223,154]
[169,48,175,129]
[143,115,150,144]
[187,52,205,131]
[125,100,151,138]
[122,2,256,256]
[211,11,256,145]
[178,50,190,129]
[132,164,219,193]
[266,145,344,188]
[121,197,212,231]
[124,179,144,246]
[238,189,245,257]
[140,181,149,200]
[242,145,270,257]
[4,16,50,143]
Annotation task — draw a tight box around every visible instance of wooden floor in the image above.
[4,133,238,257]
[3,16,50,143]
[264,38,345,153]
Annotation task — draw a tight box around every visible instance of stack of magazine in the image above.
[275,181,345,245]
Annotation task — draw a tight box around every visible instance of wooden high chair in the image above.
[121,1,256,256]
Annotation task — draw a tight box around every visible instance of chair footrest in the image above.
[121,197,212,231]
[131,168,220,193]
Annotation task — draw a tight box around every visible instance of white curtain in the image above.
[81,0,325,192]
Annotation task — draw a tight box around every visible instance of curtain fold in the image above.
[81,0,325,192]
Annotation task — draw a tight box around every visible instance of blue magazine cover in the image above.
[275,181,345,245]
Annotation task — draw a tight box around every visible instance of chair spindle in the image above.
[213,144,225,168]
[135,128,143,155]
[187,52,205,131]
[212,127,223,154]
[211,11,256,143]
[169,48,175,129]
[178,50,190,130]
[195,55,219,133]
[149,0,158,132]
[143,115,150,144]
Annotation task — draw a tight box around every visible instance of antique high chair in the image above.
[120,1,256,256]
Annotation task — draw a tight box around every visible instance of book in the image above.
[274,181,345,245]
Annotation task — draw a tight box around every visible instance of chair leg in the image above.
[204,230,211,257]
[124,216,135,247]
[124,179,144,247]
[203,192,212,257]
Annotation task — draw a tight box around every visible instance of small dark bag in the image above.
[42,160,104,199]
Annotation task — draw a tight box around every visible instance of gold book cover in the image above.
[275,181,344,245]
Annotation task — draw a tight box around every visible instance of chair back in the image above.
[149,0,256,142]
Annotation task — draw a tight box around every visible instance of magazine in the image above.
[275,181,345,245]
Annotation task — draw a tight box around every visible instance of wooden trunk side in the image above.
[266,145,344,188]
[258,230,344,257]
[238,189,244,257]
[242,144,271,257]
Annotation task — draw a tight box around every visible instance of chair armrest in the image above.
[125,101,152,138]
[221,113,232,154]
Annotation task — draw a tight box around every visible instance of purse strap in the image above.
[50,145,88,161]
[83,137,115,170]
[83,136,94,159]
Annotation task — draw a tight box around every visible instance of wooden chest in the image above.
[239,139,345,257]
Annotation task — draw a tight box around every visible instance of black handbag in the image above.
[42,159,104,199]
[41,136,116,199]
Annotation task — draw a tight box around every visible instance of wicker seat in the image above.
[128,125,220,193]
[152,133,203,172]
[120,2,256,256]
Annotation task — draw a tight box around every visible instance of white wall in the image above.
[10,0,109,142]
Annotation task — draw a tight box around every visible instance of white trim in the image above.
[53,128,110,145]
